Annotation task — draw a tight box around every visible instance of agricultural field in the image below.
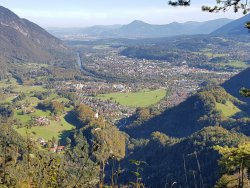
[216,101,241,117]
[0,78,46,94]
[13,93,75,141]
[0,78,77,142]
[13,85,46,93]
[97,89,167,107]
[204,53,226,58]
[220,61,250,69]
[15,114,75,141]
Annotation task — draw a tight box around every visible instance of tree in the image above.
[240,88,250,97]
[64,132,99,187]
[214,143,250,188]
[129,160,146,188]
[169,0,250,15]
[92,126,126,188]
[75,104,96,125]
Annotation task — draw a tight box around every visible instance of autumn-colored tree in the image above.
[50,101,65,115]
[75,104,96,125]
[214,143,250,188]
[92,125,126,188]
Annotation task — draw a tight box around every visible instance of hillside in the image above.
[118,127,249,187]
[223,67,250,104]
[0,6,72,66]
[211,13,250,35]
[122,84,249,138]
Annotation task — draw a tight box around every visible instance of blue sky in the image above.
[0,0,243,27]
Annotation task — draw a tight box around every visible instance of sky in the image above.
[0,0,244,28]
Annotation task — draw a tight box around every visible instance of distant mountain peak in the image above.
[129,20,149,25]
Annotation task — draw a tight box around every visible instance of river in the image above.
[76,52,83,71]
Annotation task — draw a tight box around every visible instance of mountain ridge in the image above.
[48,18,233,39]
[211,13,250,35]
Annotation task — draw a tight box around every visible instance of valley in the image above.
[0,4,250,188]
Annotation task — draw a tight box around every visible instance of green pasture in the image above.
[15,114,75,141]
[97,89,167,107]
[221,61,249,69]
[216,101,241,117]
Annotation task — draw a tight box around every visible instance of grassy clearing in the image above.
[15,114,75,141]
[216,101,241,117]
[97,89,167,107]
[1,76,75,141]
[92,45,110,50]
[12,89,75,141]
[13,85,46,93]
[14,110,31,124]
[15,112,75,141]
[205,53,226,58]
[221,61,249,69]
[14,98,74,141]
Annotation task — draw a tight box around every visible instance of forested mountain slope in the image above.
[0,6,73,67]
[118,127,249,187]
[123,84,249,138]
[223,67,250,104]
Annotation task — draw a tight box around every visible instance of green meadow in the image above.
[2,83,77,141]
[97,89,167,107]
[216,101,241,117]
[15,114,75,141]
[221,61,249,68]
[14,94,75,141]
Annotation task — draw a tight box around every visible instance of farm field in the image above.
[97,89,167,107]
[223,61,249,68]
[13,85,46,93]
[13,94,75,141]
[216,101,241,117]
[15,114,75,141]
[0,80,78,142]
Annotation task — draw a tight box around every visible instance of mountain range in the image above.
[48,18,233,39]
